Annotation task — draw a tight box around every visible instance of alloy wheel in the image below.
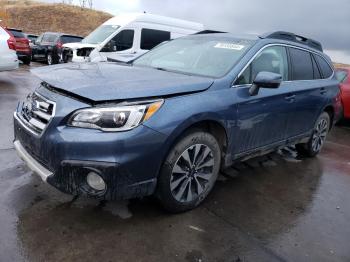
[47,54,53,65]
[170,144,214,203]
[311,118,328,152]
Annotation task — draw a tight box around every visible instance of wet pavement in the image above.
[0,64,350,262]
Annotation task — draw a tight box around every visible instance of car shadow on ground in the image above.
[10,148,323,261]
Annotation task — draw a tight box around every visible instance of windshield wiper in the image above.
[154,67,169,72]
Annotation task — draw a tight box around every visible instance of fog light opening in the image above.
[86,172,106,191]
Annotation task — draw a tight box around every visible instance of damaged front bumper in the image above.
[13,92,168,200]
[14,140,53,182]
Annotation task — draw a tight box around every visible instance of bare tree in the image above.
[78,0,93,9]
[79,0,86,8]
[87,0,93,9]
[63,0,74,5]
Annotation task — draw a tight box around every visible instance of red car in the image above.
[6,28,31,65]
[336,68,350,119]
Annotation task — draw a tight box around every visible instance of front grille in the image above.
[18,92,56,135]
[62,48,73,62]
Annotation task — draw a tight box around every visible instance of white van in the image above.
[63,13,204,63]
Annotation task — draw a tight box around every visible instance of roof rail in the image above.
[195,30,226,35]
[261,31,323,52]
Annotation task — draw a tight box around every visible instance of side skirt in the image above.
[230,131,312,164]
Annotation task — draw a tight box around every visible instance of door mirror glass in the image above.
[249,71,282,96]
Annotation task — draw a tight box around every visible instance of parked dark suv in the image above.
[14,31,341,212]
[32,32,83,65]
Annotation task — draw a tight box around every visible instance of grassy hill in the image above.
[0,0,112,36]
[334,63,350,68]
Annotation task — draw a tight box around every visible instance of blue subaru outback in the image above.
[14,31,342,212]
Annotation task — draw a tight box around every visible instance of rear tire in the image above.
[156,131,221,213]
[22,57,31,65]
[296,112,330,157]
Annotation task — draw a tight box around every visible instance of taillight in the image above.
[56,41,63,49]
[7,35,16,50]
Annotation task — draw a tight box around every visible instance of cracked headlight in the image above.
[68,100,163,131]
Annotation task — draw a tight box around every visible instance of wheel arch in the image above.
[323,105,334,130]
[158,117,230,177]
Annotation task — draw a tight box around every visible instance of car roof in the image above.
[104,12,204,31]
[186,32,259,41]
[42,32,83,38]
[187,32,325,54]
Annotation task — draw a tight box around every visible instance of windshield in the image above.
[9,30,25,38]
[61,35,83,44]
[133,37,254,78]
[82,25,120,44]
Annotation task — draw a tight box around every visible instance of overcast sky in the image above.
[44,0,350,64]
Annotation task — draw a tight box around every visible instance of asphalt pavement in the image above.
[0,63,349,262]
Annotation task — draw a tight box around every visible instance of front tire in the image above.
[47,53,53,65]
[296,112,330,157]
[156,131,221,213]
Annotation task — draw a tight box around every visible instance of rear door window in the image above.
[315,55,333,79]
[140,29,171,50]
[289,48,314,80]
[236,45,289,85]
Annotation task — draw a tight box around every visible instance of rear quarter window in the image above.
[315,55,333,79]
[289,47,314,80]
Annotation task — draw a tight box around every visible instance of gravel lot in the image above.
[0,63,350,262]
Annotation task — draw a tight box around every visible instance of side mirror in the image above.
[249,71,282,96]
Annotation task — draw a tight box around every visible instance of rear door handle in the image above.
[285,94,296,101]
[320,88,328,95]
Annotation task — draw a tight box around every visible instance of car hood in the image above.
[31,63,214,102]
[62,42,97,50]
